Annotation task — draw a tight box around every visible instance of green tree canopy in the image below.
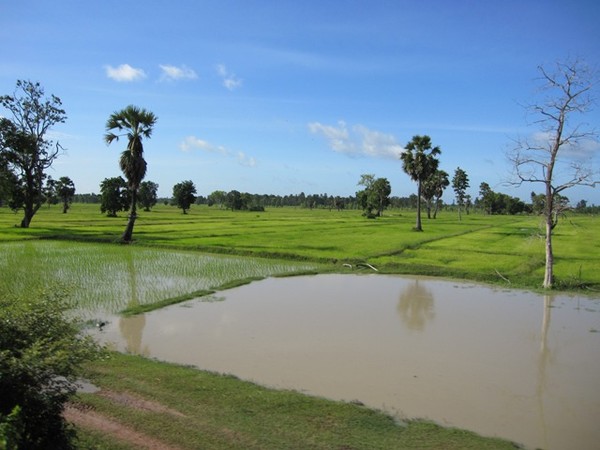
[226,190,244,211]
[0,80,67,228]
[452,167,469,221]
[172,180,196,214]
[55,176,76,213]
[356,174,391,217]
[207,190,227,207]
[138,180,159,211]
[421,169,449,219]
[100,176,130,217]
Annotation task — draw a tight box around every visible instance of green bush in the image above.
[0,287,100,449]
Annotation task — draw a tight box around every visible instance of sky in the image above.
[1,0,600,203]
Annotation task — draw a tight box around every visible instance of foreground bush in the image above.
[0,287,99,449]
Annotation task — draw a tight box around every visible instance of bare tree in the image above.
[508,59,599,288]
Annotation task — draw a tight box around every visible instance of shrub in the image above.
[0,287,100,449]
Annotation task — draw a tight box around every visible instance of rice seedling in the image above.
[1,240,321,315]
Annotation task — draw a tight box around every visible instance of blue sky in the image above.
[2,0,600,203]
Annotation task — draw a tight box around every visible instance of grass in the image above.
[0,240,321,316]
[2,203,599,293]
[73,352,519,450]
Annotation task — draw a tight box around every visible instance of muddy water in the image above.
[93,274,600,450]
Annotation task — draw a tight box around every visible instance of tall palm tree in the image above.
[104,105,157,242]
[401,135,441,231]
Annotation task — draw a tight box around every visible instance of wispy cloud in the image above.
[180,136,256,167]
[216,64,242,91]
[105,64,146,82]
[159,64,198,81]
[308,121,404,159]
[531,131,600,161]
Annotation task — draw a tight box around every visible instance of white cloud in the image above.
[237,151,256,167]
[159,64,198,81]
[308,121,403,159]
[216,64,242,91]
[180,135,256,167]
[105,64,146,82]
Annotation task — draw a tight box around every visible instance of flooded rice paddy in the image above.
[92,274,600,450]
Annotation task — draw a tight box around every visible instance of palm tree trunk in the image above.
[122,190,138,243]
[415,181,423,231]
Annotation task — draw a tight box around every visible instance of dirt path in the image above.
[65,390,185,450]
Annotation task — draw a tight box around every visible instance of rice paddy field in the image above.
[0,240,321,316]
[1,202,599,315]
[2,203,599,449]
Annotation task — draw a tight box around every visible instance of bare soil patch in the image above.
[65,389,186,450]
[97,389,186,418]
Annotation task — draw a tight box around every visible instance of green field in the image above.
[2,203,599,305]
[3,202,597,448]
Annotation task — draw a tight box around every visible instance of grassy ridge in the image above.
[74,352,519,450]
[2,203,599,290]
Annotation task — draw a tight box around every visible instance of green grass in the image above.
[0,240,320,316]
[73,352,518,450]
[2,203,598,293]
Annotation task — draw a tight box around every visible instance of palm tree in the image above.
[104,105,157,242]
[401,135,441,231]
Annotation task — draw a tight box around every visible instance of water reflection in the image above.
[397,279,435,331]
[94,275,600,450]
[119,314,149,356]
[536,295,554,450]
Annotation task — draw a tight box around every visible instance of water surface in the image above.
[93,274,600,450]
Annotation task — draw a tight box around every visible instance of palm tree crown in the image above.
[401,135,441,182]
[105,105,157,190]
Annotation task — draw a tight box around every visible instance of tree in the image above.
[138,180,159,212]
[477,183,528,215]
[508,59,599,288]
[100,176,130,217]
[356,174,391,217]
[401,135,441,231]
[575,199,587,211]
[44,176,59,206]
[226,190,244,211]
[0,288,99,449]
[105,105,157,242]
[0,80,67,228]
[207,190,227,207]
[371,178,392,216]
[172,180,196,214]
[55,176,76,213]
[452,167,469,221]
[478,182,494,215]
[421,169,449,219]
[356,174,375,216]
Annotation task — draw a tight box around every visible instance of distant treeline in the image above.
[71,191,600,214]
[73,192,417,210]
